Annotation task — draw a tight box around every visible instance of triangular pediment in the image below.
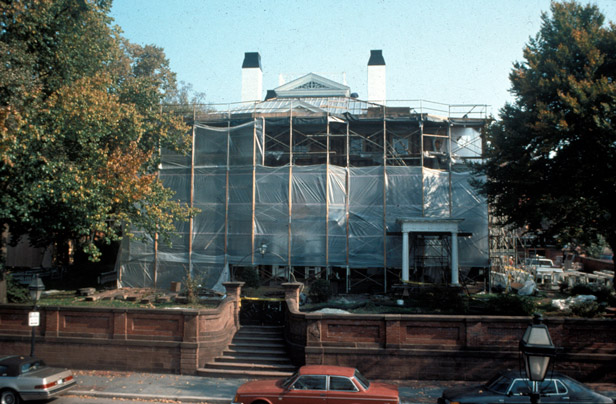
[274,73,350,98]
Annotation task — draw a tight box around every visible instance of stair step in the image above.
[234,334,284,342]
[200,324,292,378]
[224,347,288,355]
[205,362,296,371]
[230,341,285,349]
[237,326,283,334]
[197,367,294,379]
[215,354,292,364]
[235,331,284,339]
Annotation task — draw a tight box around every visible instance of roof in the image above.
[0,355,43,377]
[242,52,261,69]
[274,73,350,98]
[298,365,356,377]
[224,97,488,122]
[368,49,386,66]
[231,96,376,116]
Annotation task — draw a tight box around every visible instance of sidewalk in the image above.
[71,370,616,404]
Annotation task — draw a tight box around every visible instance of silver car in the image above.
[0,356,76,404]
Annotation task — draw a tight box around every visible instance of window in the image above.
[393,137,409,155]
[538,380,557,395]
[555,380,569,395]
[509,380,532,396]
[21,360,43,375]
[486,374,511,394]
[353,369,370,390]
[0,365,8,377]
[282,372,299,389]
[330,376,358,391]
[292,375,326,390]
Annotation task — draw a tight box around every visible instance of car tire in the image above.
[0,389,20,404]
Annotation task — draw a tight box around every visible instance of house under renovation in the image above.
[115,50,490,293]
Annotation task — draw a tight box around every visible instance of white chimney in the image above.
[241,52,262,102]
[367,50,386,105]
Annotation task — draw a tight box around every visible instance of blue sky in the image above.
[110,0,616,117]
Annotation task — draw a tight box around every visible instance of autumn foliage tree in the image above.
[476,1,616,284]
[0,0,194,300]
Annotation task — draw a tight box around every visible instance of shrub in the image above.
[570,300,603,318]
[414,285,467,313]
[569,283,594,296]
[570,283,613,303]
[485,294,536,316]
[234,267,260,289]
[7,275,30,303]
[308,279,332,303]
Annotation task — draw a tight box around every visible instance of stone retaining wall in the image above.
[281,283,616,382]
[2,281,614,381]
[0,282,243,374]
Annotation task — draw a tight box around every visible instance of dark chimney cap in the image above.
[368,49,385,66]
[242,52,261,69]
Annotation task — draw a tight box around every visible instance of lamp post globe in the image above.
[28,276,45,303]
[519,315,557,404]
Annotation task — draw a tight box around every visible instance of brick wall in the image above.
[281,283,616,382]
[0,282,244,375]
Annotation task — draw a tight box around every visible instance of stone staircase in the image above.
[197,325,296,378]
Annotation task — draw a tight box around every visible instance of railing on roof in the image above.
[162,99,491,120]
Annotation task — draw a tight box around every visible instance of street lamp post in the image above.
[519,314,557,404]
[28,276,45,357]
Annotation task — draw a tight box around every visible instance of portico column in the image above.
[451,232,459,285]
[402,231,409,282]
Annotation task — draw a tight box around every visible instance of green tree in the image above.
[475,1,616,287]
[0,0,194,301]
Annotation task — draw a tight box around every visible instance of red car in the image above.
[232,365,399,404]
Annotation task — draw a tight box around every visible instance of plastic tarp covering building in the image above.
[116,116,488,289]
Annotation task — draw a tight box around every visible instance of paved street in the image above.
[59,370,616,404]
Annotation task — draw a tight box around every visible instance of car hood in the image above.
[369,381,399,398]
[237,379,284,395]
[442,384,498,402]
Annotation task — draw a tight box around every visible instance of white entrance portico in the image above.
[397,217,464,286]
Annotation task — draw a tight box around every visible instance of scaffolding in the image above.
[116,98,490,293]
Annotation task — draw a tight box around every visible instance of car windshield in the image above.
[282,372,299,389]
[485,374,512,394]
[353,369,370,390]
[21,360,44,375]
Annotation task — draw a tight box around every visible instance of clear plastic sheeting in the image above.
[116,112,489,289]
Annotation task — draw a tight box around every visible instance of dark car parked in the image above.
[438,371,614,404]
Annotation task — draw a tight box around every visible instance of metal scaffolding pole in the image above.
[326,115,331,274]
[382,112,387,292]
[251,119,257,266]
[288,112,294,275]
[188,117,196,278]
[224,120,230,268]
[345,121,350,293]
[420,121,425,217]
[448,122,453,217]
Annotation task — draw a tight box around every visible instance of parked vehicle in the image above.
[232,365,399,404]
[0,355,76,404]
[524,257,564,285]
[438,370,614,404]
